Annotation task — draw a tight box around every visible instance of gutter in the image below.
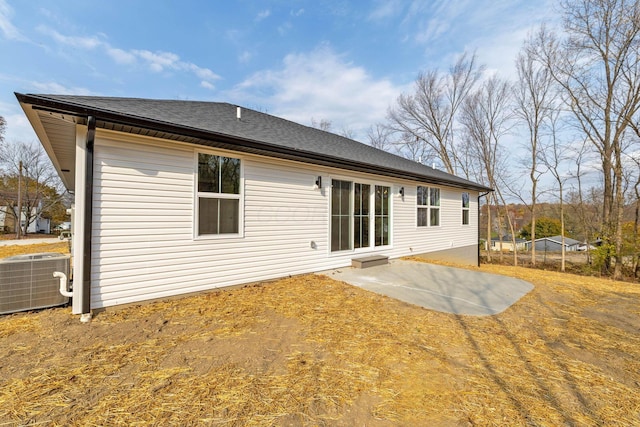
[478,191,492,267]
[80,116,95,322]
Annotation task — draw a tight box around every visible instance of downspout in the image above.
[81,116,96,322]
[478,191,491,267]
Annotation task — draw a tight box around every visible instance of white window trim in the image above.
[328,175,393,256]
[416,185,441,228]
[193,150,245,240]
[462,192,470,226]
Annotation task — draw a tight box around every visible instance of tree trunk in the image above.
[560,184,565,272]
[16,161,23,239]
[612,152,625,280]
[531,215,536,266]
[634,197,639,278]
[486,202,492,262]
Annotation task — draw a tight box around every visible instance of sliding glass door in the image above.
[331,180,390,252]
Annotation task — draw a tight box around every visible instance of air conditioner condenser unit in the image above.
[0,253,71,315]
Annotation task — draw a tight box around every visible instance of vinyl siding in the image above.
[90,133,479,309]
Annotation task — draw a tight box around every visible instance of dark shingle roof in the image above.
[540,236,582,246]
[15,93,491,192]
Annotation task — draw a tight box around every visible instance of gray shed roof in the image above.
[15,93,491,192]
[526,236,582,246]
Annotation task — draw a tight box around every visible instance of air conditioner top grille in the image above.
[4,252,68,261]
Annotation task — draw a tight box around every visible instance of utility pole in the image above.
[16,160,22,239]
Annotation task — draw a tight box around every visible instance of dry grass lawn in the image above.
[1,243,639,425]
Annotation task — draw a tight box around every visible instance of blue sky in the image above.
[1,0,557,146]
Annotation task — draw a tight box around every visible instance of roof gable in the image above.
[15,93,492,192]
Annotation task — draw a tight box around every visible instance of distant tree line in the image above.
[369,0,640,279]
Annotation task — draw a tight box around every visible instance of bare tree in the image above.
[460,76,514,263]
[539,111,571,271]
[627,127,640,277]
[0,141,65,236]
[367,123,392,151]
[514,35,557,266]
[339,126,356,140]
[387,52,484,174]
[393,132,434,164]
[0,115,5,142]
[632,155,640,277]
[531,0,640,279]
[566,138,601,264]
[310,118,332,132]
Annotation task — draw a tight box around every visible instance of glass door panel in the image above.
[375,185,390,246]
[354,183,370,249]
[331,179,352,251]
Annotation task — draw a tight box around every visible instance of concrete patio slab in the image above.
[320,259,533,316]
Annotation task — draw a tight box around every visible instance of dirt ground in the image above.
[1,243,639,425]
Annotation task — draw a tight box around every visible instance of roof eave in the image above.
[15,93,493,192]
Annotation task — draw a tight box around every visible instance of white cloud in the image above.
[415,18,450,44]
[132,49,180,72]
[188,63,220,81]
[200,81,215,90]
[290,8,305,17]
[228,45,407,141]
[37,25,102,49]
[0,0,24,40]
[225,29,242,43]
[410,0,470,45]
[368,0,402,21]
[107,47,136,65]
[3,111,37,143]
[29,81,93,95]
[277,22,292,36]
[255,9,270,21]
[238,51,252,63]
[37,26,221,86]
[396,0,560,80]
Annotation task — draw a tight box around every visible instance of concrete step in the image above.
[351,255,388,269]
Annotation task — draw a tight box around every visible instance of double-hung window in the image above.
[462,192,470,225]
[197,153,241,236]
[417,186,440,227]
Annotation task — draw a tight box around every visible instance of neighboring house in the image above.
[525,235,582,252]
[33,215,51,234]
[577,243,597,251]
[17,94,492,317]
[0,204,50,234]
[53,221,71,232]
[488,236,527,252]
[0,206,7,233]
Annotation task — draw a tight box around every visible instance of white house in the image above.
[17,94,491,318]
[0,204,50,234]
[0,207,6,233]
[487,237,527,252]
